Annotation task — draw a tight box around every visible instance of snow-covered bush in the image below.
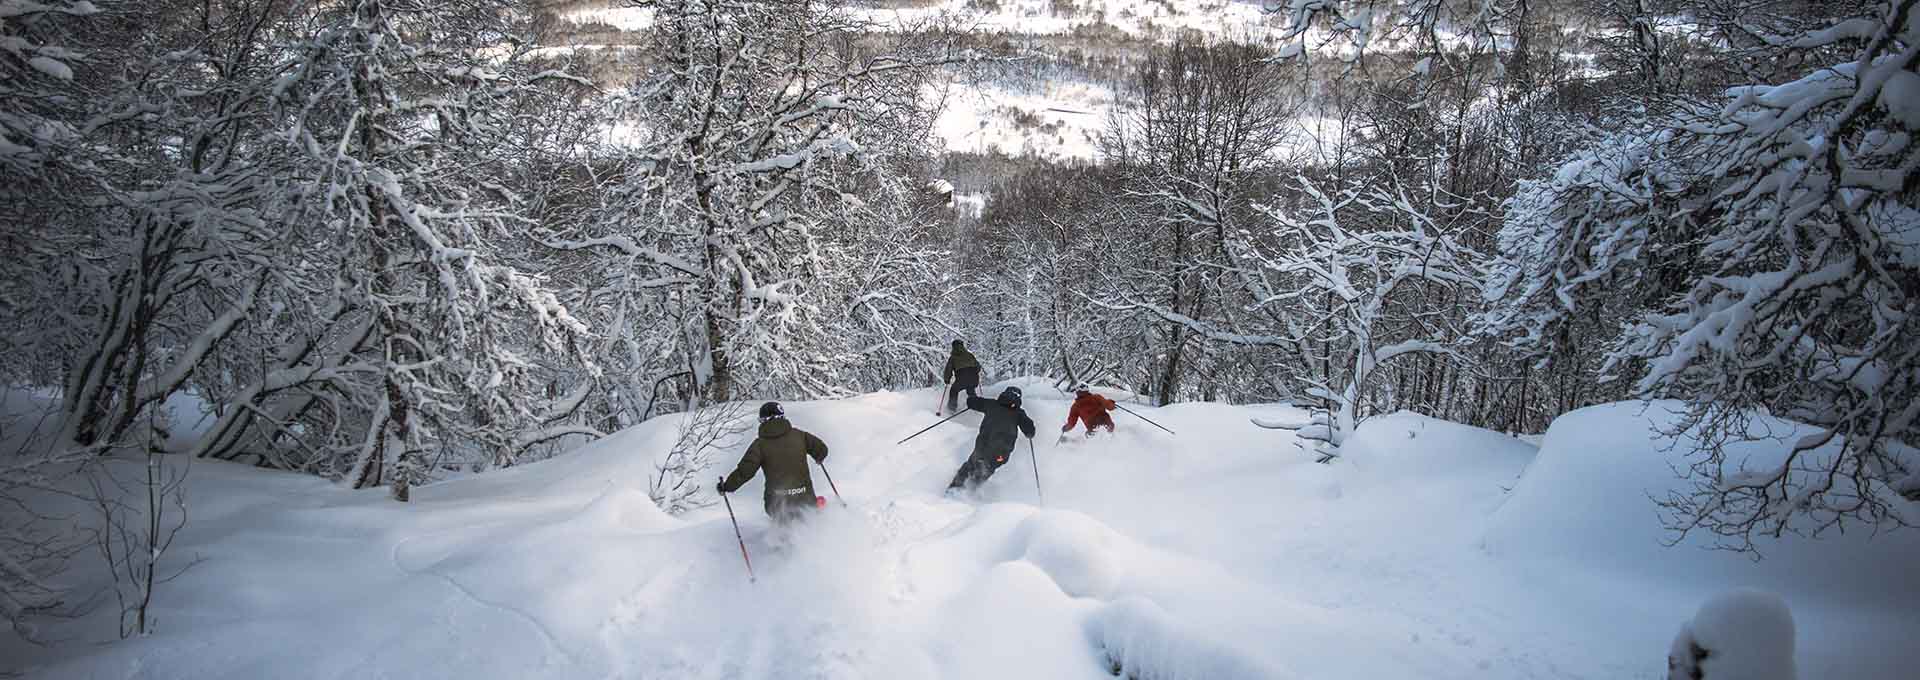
[1238,177,1484,451]
[1668,589,1796,680]
[1484,1,1920,548]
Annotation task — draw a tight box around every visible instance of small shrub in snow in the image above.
[85,428,197,638]
[650,402,751,515]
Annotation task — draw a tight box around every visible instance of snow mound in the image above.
[1668,589,1796,680]
[576,482,677,531]
[1014,509,1137,599]
[1484,402,1920,609]
[1340,411,1535,482]
[931,561,1098,679]
[1089,597,1294,680]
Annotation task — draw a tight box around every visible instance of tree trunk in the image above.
[1158,225,1190,406]
[703,303,732,403]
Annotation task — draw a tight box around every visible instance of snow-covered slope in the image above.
[11,383,1919,678]
[927,78,1113,160]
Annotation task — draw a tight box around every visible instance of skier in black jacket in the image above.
[946,386,1036,493]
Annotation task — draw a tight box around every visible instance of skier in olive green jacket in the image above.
[941,339,982,415]
[946,386,1036,493]
[718,402,830,523]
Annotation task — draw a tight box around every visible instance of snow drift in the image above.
[7,385,1918,679]
[1484,402,1920,610]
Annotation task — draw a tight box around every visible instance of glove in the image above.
[716,481,727,495]
[1061,424,1071,432]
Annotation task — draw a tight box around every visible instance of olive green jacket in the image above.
[720,418,829,516]
[943,346,981,383]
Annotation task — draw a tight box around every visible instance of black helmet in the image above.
[758,401,784,422]
[997,386,1022,408]
[952,339,965,349]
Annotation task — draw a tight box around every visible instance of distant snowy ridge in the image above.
[552,2,1438,162]
[844,0,1287,42]
[563,1,1288,43]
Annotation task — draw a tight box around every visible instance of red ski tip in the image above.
[816,496,827,508]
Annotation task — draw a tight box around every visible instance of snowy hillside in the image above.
[843,0,1287,41]
[927,78,1114,160]
[556,1,1292,161]
[10,381,1918,679]
[567,0,1288,42]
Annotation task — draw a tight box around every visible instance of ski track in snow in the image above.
[389,532,582,666]
[11,381,1920,679]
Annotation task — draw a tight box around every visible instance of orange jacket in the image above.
[1064,392,1117,431]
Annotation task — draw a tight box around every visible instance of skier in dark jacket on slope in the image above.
[946,386,1036,493]
[941,339,982,415]
[718,402,829,523]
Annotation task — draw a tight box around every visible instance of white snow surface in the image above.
[928,79,1111,160]
[9,382,1920,678]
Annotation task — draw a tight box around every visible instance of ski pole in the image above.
[934,380,950,415]
[1027,436,1044,505]
[815,459,846,506]
[896,408,968,445]
[1114,403,1176,436]
[718,477,755,583]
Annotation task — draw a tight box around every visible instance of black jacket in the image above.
[966,395,1034,457]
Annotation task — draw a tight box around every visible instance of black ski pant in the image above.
[946,445,1010,491]
[946,367,981,412]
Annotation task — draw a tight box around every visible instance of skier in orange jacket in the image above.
[1062,385,1117,439]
